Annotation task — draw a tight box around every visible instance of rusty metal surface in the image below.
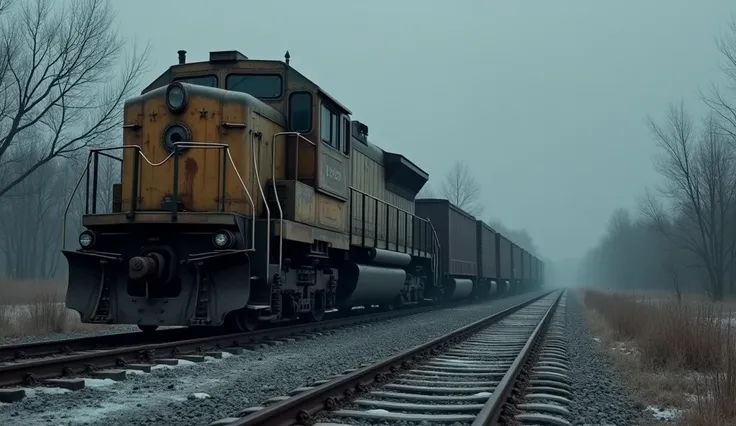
[226,290,558,426]
[0,327,197,363]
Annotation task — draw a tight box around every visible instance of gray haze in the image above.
[114,0,734,263]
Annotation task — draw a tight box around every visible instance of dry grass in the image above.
[0,279,97,337]
[582,289,736,426]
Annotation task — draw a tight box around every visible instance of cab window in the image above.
[226,74,282,99]
[321,103,340,151]
[173,75,217,87]
[289,92,312,133]
[341,117,350,155]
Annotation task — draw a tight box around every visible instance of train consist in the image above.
[61,49,545,333]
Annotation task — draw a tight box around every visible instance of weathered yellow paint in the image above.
[120,87,286,217]
[316,193,347,233]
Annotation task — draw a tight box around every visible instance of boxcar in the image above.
[475,220,498,297]
[496,233,511,284]
[415,199,477,300]
[522,250,531,282]
[512,243,522,292]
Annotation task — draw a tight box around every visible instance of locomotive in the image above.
[61,49,545,333]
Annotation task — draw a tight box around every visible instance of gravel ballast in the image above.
[0,324,157,347]
[0,291,546,426]
[566,293,642,426]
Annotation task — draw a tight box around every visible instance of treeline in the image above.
[0,0,148,280]
[417,160,540,257]
[579,19,736,301]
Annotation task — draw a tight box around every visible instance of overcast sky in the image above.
[114,0,735,262]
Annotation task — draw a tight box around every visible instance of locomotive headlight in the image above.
[166,83,187,113]
[79,230,96,248]
[212,230,235,249]
[162,123,191,153]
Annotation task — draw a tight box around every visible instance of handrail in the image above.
[62,153,93,249]
[349,186,417,218]
[271,131,318,274]
[249,129,270,284]
[61,143,257,251]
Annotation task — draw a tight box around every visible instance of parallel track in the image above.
[211,290,563,426]
[0,294,536,389]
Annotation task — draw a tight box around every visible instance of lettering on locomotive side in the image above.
[320,152,348,197]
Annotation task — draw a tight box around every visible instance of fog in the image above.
[2,0,736,296]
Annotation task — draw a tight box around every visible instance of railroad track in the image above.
[0,294,534,393]
[209,289,569,426]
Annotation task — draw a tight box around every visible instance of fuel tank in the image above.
[336,263,406,307]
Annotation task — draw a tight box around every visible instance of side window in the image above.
[321,104,331,144]
[331,114,339,151]
[289,92,312,132]
[320,102,342,152]
[226,74,282,99]
[341,117,350,155]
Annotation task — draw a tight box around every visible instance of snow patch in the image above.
[24,387,72,397]
[84,378,117,388]
[366,409,390,414]
[645,405,682,421]
[592,337,601,342]
[150,359,197,371]
[189,392,210,400]
[473,392,492,397]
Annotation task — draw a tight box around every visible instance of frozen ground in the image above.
[0,302,184,346]
[566,294,642,426]
[0,291,544,426]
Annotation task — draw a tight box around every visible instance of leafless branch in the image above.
[0,0,150,199]
[440,160,484,216]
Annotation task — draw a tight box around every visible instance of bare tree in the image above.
[646,105,736,300]
[702,17,736,141]
[0,0,149,200]
[440,160,483,216]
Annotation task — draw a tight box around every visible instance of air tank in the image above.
[336,263,406,307]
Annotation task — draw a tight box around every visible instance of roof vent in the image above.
[177,50,186,64]
[209,50,248,62]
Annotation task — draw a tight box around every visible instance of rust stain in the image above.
[183,157,198,209]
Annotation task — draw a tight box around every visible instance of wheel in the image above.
[304,290,326,322]
[228,310,259,332]
[138,325,158,333]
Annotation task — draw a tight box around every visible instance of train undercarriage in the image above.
[62,213,439,333]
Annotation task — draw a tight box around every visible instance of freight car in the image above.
[413,199,544,299]
[61,49,545,333]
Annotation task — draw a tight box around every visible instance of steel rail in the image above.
[471,290,562,425]
[0,294,523,388]
[224,290,560,426]
[0,327,198,363]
